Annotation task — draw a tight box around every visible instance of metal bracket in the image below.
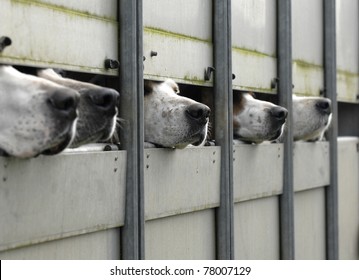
[204,66,215,81]
[271,78,294,90]
[320,88,326,97]
[271,77,279,89]
[0,36,12,52]
[104,59,120,70]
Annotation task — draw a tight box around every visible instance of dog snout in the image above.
[186,103,211,124]
[48,88,79,119]
[89,88,119,114]
[315,99,331,115]
[270,106,288,122]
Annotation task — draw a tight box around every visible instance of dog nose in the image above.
[316,99,331,114]
[90,88,119,113]
[48,88,79,119]
[186,103,211,123]
[270,106,288,121]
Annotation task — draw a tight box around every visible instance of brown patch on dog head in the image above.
[233,92,249,133]
[233,92,247,116]
[144,80,159,95]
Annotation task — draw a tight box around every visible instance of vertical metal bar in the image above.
[136,0,145,260]
[213,0,234,260]
[227,0,234,260]
[323,0,339,260]
[118,0,144,260]
[277,0,295,260]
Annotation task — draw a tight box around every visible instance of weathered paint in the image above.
[336,0,359,103]
[295,188,326,259]
[232,0,277,94]
[11,0,117,21]
[142,0,213,85]
[232,47,277,93]
[144,27,210,44]
[337,70,359,103]
[0,228,121,259]
[145,210,216,260]
[338,137,359,259]
[144,147,220,221]
[232,0,276,56]
[234,196,280,260]
[143,0,212,42]
[0,0,118,74]
[143,28,213,86]
[292,0,323,66]
[0,151,126,252]
[292,60,324,97]
[0,140,357,259]
[293,141,330,191]
[233,143,283,202]
[336,0,359,74]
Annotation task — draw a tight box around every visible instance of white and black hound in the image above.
[37,69,119,148]
[233,92,288,143]
[0,66,79,158]
[143,79,210,148]
[292,95,332,141]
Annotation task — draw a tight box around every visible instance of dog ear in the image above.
[233,91,244,104]
[52,68,67,77]
[144,80,155,95]
[37,68,63,79]
[248,91,256,98]
[164,79,180,94]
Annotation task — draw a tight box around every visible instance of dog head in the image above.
[233,92,288,143]
[37,69,119,147]
[0,66,79,158]
[292,95,332,141]
[144,79,210,148]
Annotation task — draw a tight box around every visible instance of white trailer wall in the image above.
[0,139,358,259]
[0,0,358,260]
[338,138,359,259]
[292,0,324,97]
[143,0,213,85]
[232,0,277,93]
[0,0,118,75]
[336,0,359,103]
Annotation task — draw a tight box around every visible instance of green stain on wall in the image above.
[144,26,211,44]
[11,0,117,22]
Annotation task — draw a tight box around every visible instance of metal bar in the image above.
[213,0,234,260]
[323,0,339,260]
[118,0,144,260]
[136,0,145,260]
[277,0,295,260]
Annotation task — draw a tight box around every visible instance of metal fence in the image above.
[0,0,358,260]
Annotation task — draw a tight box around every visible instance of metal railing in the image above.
[107,0,339,260]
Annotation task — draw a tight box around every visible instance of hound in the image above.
[233,92,288,143]
[0,66,79,158]
[292,95,332,141]
[37,69,119,148]
[143,79,210,148]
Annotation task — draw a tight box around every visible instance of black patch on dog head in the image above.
[144,80,161,95]
[0,148,9,157]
